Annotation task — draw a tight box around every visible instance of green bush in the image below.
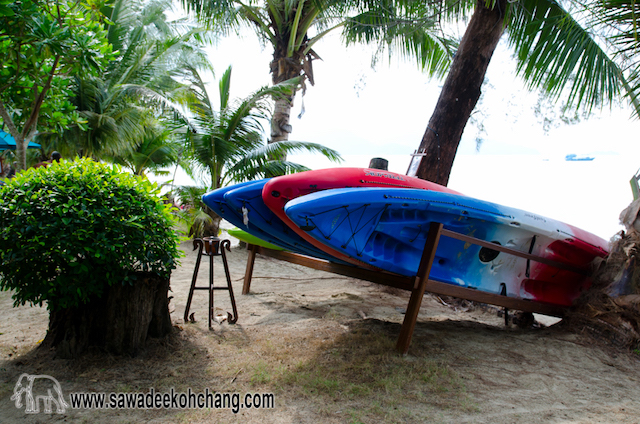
[0,158,181,311]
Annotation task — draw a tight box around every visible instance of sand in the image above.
[1,234,639,423]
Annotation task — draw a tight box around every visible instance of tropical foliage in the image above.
[56,0,211,164]
[0,0,113,169]
[110,124,181,176]
[181,65,341,188]
[581,0,640,115]
[506,0,622,115]
[413,0,640,185]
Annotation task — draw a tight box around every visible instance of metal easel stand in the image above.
[184,237,238,329]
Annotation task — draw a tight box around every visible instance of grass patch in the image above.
[272,320,475,422]
[210,319,475,421]
[250,360,288,385]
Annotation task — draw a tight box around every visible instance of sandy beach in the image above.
[1,234,639,423]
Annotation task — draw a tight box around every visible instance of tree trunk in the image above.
[0,100,27,170]
[41,272,173,358]
[15,133,26,172]
[415,0,507,186]
[269,43,307,153]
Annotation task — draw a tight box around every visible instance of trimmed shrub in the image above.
[0,158,180,311]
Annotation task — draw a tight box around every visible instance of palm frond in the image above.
[225,139,342,182]
[219,66,233,111]
[227,159,311,182]
[586,0,640,117]
[62,0,212,165]
[110,126,181,175]
[507,0,622,112]
[247,139,342,162]
[338,0,460,77]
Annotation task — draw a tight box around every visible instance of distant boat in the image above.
[565,154,595,161]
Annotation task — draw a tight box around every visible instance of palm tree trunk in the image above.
[266,94,295,177]
[15,134,26,171]
[414,0,507,186]
[270,49,299,147]
[270,96,294,144]
[268,50,301,173]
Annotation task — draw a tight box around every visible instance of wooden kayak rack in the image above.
[241,222,576,354]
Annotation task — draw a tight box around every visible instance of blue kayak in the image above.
[284,187,608,306]
[224,180,350,263]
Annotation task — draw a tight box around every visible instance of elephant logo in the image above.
[10,373,69,414]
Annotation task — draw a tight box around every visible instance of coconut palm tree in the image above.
[180,0,455,151]
[176,64,342,237]
[413,0,636,185]
[181,64,341,187]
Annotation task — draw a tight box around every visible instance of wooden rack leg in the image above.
[242,244,258,295]
[396,222,443,355]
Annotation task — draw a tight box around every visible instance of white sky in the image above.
[206,31,638,157]
[189,27,640,240]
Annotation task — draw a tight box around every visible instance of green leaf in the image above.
[0,4,14,16]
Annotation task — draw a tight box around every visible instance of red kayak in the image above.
[262,167,460,267]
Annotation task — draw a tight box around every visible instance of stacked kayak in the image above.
[202,180,297,253]
[202,167,609,307]
[224,179,348,263]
